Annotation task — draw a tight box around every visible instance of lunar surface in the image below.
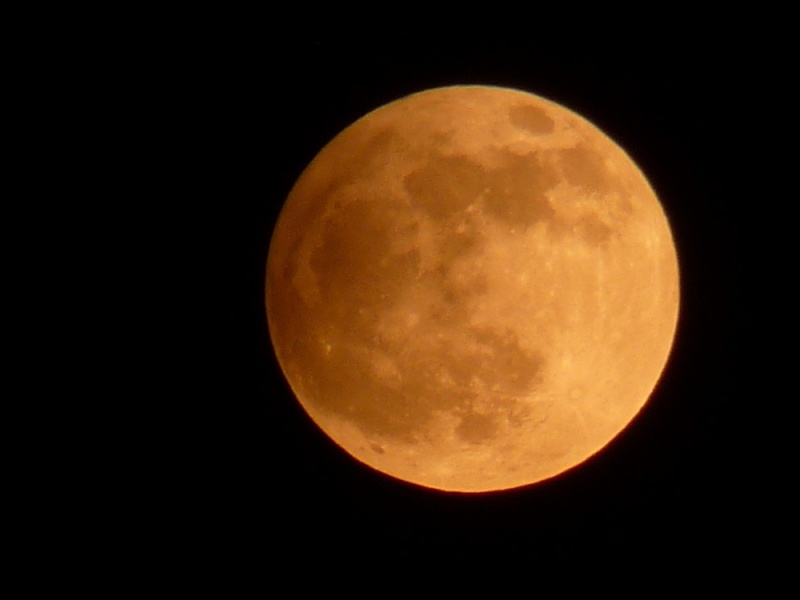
[266,85,679,492]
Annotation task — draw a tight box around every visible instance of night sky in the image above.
[130,22,767,580]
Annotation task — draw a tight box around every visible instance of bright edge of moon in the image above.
[266,85,680,493]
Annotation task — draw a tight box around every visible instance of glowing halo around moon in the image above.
[266,85,679,493]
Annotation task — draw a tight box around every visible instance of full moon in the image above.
[266,85,679,492]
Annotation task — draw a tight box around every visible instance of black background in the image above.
[114,20,770,581]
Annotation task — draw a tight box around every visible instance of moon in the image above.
[266,85,679,492]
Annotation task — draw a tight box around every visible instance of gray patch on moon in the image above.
[412,145,624,248]
[508,104,555,135]
[332,126,406,186]
[456,413,499,444]
[469,326,545,396]
[558,146,613,193]
[573,213,613,245]
[432,215,486,266]
[404,148,560,230]
[482,149,560,227]
[309,195,421,322]
[404,155,489,220]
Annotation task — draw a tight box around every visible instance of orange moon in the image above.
[266,85,679,492]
